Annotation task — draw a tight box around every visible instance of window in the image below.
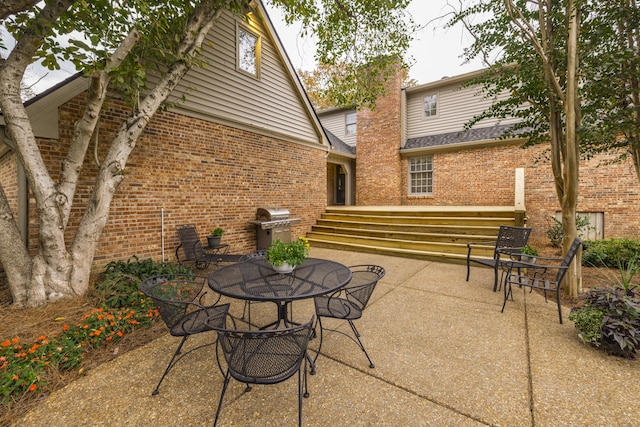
[345,112,357,135]
[238,26,260,77]
[424,94,437,117]
[409,156,433,195]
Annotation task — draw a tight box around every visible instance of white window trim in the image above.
[423,93,438,118]
[236,22,261,79]
[345,112,357,135]
[408,156,434,196]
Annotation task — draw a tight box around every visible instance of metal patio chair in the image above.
[210,316,314,427]
[175,224,217,269]
[238,250,269,326]
[140,274,229,395]
[501,238,582,324]
[313,264,385,369]
[466,225,532,291]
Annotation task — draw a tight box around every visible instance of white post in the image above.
[514,168,526,226]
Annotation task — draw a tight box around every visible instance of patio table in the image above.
[208,257,352,329]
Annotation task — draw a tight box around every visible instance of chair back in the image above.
[238,250,268,261]
[140,274,207,329]
[215,318,314,385]
[555,238,582,282]
[494,226,532,258]
[344,265,385,310]
[176,224,206,262]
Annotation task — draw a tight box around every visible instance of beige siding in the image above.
[170,11,319,145]
[318,110,357,146]
[406,82,517,139]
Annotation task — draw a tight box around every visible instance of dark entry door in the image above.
[336,169,346,205]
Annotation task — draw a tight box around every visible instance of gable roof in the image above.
[324,128,355,156]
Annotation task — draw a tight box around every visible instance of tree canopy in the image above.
[0,0,414,307]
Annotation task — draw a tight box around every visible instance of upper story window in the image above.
[345,112,357,135]
[409,156,433,195]
[424,94,437,117]
[237,25,260,78]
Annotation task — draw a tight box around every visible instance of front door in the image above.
[336,169,346,205]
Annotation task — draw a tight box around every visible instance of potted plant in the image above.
[520,244,539,263]
[266,237,310,273]
[207,227,224,247]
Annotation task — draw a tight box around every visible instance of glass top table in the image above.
[208,257,352,328]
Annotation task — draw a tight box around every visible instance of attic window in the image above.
[424,94,437,117]
[345,112,357,135]
[237,25,260,78]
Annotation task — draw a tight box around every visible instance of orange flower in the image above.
[29,384,37,392]
[1,340,10,347]
[94,329,102,336]
[117,331,124,337]
[63,325,69,331]
[82,324,89,329]
[105,336,113,342]
[37,335,46,341]
[12,374,19,381]
[12,337,19,345]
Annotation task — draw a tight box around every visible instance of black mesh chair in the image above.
[466,225,532,292]
[210,316,314,427]
[502,238,582,324]
[140,274,229,395]
[313,264,385,368]
[238,250,269,325]
[175,224,242,269]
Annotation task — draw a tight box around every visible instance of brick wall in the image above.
[355,65,403,205]
[399,141,640,245]
[24,93,327,271]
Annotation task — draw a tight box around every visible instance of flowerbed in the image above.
[0,256,190,406]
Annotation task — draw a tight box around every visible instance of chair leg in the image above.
[501,282,512,313]
[152,335,188,396]
[492,265,499,292]
[348,320,375,368]
[298,368,304,427]
[466,258,471,281]
[311,317,324,369]
[556,292,563,324]
[213,372,231,427]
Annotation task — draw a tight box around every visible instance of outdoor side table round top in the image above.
[208,257,352,327]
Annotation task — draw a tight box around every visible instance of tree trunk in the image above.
[0,2,226,306]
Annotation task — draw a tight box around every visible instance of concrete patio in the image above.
[16,248,640,426]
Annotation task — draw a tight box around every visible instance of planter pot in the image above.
[207,236,222,247]
[521,255,537,264]
[272,262,295,274]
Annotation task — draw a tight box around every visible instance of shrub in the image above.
[582,238,640,269]
[1,256,185,404]
[91,256,192,309]
[569,287,640,359]
[546,215,592,248]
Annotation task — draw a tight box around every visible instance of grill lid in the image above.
[256,207,290,221]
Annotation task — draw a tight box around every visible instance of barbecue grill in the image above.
[250,207,301,250]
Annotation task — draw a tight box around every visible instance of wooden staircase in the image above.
[306,206,524,264]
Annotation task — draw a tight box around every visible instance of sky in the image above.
[265,0,484,85]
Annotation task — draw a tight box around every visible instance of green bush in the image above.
[91,256,192,309]
[2,256,189,404]
[546,215,592,248]
[582,238,640,269]
[569,287,640,359]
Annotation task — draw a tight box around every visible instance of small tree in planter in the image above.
[208,228,224,247]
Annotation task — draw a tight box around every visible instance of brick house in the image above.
[0,2,331,271]
[320,68,640,246]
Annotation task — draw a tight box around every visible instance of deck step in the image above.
[306,206,521,264]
